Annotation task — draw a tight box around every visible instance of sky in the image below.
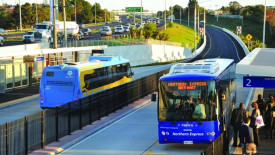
[2,0,275,13]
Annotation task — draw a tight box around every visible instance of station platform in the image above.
[0,85,39,107]
[231,48,275,154]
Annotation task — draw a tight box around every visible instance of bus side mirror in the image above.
[131,71,134,76]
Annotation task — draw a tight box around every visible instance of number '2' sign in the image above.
[243,76,275,88]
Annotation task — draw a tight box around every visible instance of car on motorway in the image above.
[130,23,136,28]
[79,24,85,29]
[82,28,92,36]
[0,28,8,36]
[105,21,110,24]
[78,31,84,39]
[22,31,35,43]
[114,27,124,34]
[136,24,143,29]
[123,26,130,32]
[0,35,4,46]
[115,25,124,29]
[101,26,112,36]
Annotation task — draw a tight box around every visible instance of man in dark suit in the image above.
[239,118,256,154]
[230,102,247,147]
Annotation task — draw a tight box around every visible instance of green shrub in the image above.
[158,32,169,41]
[136,28,143,39]
[143,23,157,39]
[168,21,174,28]
[152,29,161,39]
[130,27,136,38]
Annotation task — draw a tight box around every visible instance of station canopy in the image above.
[236,48,275,77]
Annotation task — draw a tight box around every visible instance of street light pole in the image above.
[204,9,206,36]
[36,3,38,23]
[164,0,166,30]
[19,0,22,31]
[194,6,197,52]
[140,0,142,24]
[198,8,199,35]
[95,3,97,24]
[63,0,67,40]
[170,0,173,23]
[262,0,266,48]
[53,0,57,49]
[105,9,106,23]
[188,8,189,26]
[74,0,77,23]
[180,6,181,24]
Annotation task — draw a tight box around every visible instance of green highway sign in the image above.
[125,7,143,12]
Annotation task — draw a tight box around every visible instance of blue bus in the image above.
[158,59,236,144]
[39,56,133,108]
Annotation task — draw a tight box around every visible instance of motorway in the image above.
[2,15,131,46]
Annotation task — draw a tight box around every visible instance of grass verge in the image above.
[162,22,200,49]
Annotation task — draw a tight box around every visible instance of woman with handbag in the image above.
[249,102,261,147]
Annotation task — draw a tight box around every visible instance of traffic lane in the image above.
[60,101,158,155]
[200,26,241,63]
[210,27,241,63]
[0,98,40,125]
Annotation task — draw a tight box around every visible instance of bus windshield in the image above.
[159,80,218,122]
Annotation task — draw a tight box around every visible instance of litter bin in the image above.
[151,94,156,101]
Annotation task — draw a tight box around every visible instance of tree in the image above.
[172,5,185,19]
[229,1,242,15]
[143,22,157,39]
[188,0,199,15]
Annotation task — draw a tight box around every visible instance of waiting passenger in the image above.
[192,100,206,119]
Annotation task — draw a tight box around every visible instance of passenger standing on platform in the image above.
[249,102,260,147]
[256,94,266,120]
[230,102,247,147]
[239,118,256,155]
[265,94,275,139]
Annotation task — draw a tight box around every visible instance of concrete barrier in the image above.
[192,35,207,58]
[103,44,192,66]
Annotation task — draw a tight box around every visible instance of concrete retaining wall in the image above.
[103,44,192,66]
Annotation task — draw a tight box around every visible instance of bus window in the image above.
[158,80,216,121]
[46,72,54,76]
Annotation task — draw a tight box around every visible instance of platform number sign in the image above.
[243,76,275,88]
[236,26,242,35]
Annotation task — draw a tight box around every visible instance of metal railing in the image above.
[0,69,168,155]
[58,38,184,48]
[201,129,229,155]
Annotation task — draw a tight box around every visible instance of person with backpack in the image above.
[230,102,248,147]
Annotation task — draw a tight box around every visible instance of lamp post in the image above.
[164,0,166,30]
[262,0,266,48]
[194,6,197,52]
[140,0,142,24]
[180,5,181,24]
[63,0,67,40]
[74,0,76,23]
[188,8,189,26]
[95,3,97,24]
[53,0,57,49]
[19,0,22,31]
